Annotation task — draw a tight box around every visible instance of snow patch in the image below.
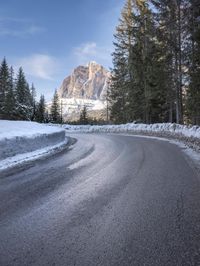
[0,139,68,171]
[0,120,64,141]
[62,122,200,139]
[0,120,67,172]
[58,98,106,116]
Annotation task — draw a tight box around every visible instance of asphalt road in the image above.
[0,134,200,266]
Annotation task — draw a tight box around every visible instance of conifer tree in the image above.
[79,106,88,125]
[151,0,188,123]
[50,90,60,123]
[109,0,137,123]
[186,0,200,124]
[109,0,168,123]
[30,83,37,121]
[0,58,10,116]
[15,67,32,120]
[4,67,16,119]
[36,94,46,123]
[109,0,196,124]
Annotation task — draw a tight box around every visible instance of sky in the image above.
[0,0,124,100]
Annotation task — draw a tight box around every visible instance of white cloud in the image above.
[0,17,45,37]
[16,54,59,80]
[73,42,113,68]
[74,42,97,58]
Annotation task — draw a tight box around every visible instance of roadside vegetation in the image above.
[109,0,200,125]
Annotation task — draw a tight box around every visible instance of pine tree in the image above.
[50,90,60,123]
[15,67,32,120]
[109,0,168,123]
[186,0,200,124]
[151,0,175,122]
[4,67,17,119]
[151,0,189,123]
[0,58,10,116]
[109,0,200,125]
[36,94,46,123]
[30,83,37,121]
[109,0,137,124]
[79,106,88,125]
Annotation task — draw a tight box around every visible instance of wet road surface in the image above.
[0,134,200,266]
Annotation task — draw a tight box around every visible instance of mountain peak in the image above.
[87,61,98,66]
[58,62,110,100]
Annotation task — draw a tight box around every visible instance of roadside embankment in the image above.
[63,123,200,152]
[0,120,67,171]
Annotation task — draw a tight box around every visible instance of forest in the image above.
[0,58,61,123]
[109,0,200,125]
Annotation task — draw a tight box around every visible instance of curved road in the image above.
[0,134,200,266]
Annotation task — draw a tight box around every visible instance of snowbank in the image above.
[0,121,67,169]
[63,123,200,139]
[62,123,200,151]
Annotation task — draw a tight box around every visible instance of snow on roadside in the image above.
[0,120,68,172]
[0,139,68,171]
[62,123,200,139]
[61,123,200,171]
[0,120,64,141]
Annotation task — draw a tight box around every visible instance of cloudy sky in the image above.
[0,0,124,100]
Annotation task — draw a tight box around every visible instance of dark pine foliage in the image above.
[109,0,200,125]
[0,57,48,122]
[79,106,89,125]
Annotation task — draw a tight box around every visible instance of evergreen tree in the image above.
[36,94,46,123]
[4,67,17,119]
[109,0,168,123]
[109,0,197,125]
[30,83,37,121]
[151,0,176,122]
[44,110,50,123]
[151,0,188,123]
[15,67,32,120]
[109,0,137,124]
[186,0,200,124]
[50,89,60,123]
[133,0,168,123]
[79,106,88,125]
[0,58,10,116]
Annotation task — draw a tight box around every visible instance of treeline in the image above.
[0,57,62,123]
[109,0,200,125]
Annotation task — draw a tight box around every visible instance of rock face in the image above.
[58,61,110,100]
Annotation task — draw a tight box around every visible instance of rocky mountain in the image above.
[58,61,110,101]
[56,62,110,121]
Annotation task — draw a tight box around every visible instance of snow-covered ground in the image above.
[0,120,67,171]
[47,98,106,118]
[60,98,106,118]
[60,98,106,113]
[0,120,65,141]
[63,123,200,139]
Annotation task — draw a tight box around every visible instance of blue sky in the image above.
[0,0,124,100]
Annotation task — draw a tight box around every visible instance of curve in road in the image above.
[0,134,200,266]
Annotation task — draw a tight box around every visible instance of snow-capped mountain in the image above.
[57,61,110,121]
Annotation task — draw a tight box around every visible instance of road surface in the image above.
[0,134,200,266]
